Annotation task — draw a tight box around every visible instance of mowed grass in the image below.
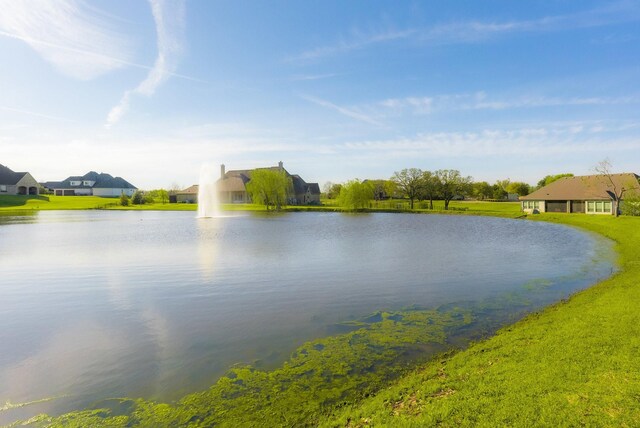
[321,214,640,427]
[0,195,522,216]
[0,195,192,211]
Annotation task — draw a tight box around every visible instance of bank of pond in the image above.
[0,211,637,427]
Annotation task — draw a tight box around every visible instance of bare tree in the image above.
[594,159,627,217]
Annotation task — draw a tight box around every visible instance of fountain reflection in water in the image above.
[197,163,221,218]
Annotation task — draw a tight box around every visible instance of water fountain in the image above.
[197,163,221,218]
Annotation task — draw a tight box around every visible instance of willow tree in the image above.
[246,168,292,210]
[337,179,374,210]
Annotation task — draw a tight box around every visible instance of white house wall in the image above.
[93,188,136,197]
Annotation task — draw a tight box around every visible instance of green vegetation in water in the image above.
[18,309,472,427]
[16,267,590,428]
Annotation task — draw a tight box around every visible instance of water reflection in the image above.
[0,211,615,424]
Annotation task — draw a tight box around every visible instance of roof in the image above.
[216,163,319,195]
[177,184,199,195]
[217,176,249,192]
[308,183,321,194]
[521,173,640,201]
[0,164,28,185]
[51,171,137,190]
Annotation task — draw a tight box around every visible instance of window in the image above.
[523,201,540,210]
[587,201,612,214]
[70,180,81,186]
[0,185,6,192]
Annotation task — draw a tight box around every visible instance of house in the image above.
[175,184,199,203]
[520,173,640,215]
[44,171,137,197]
[0,164,39,195]
[218,162,321,205]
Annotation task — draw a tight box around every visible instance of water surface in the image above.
[0,211,614,423]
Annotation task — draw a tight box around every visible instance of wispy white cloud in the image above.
[299,94,383,126]
[289,29,414,62]
[106,0,186,127]
[0,0,133,80]
[339,123,640,159]
[373,91,640,117]
[290,1,640,62]
[0,105,77,123]
[290,73,342,81]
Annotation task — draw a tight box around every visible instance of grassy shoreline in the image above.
[0,195,522,217]
[322,214,640,427]
[4,198,638,426]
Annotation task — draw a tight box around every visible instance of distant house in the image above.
[175,162,320,205]
[44,171,137,197]
[218,162,321,205]
[0,164,39,195]
[520,173,640,215]
[175,184,199,203]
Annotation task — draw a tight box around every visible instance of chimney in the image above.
[278,161,283,171]
[220,164,226,179]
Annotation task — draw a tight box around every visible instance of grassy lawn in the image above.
[321,214,640,427]
[0,195,187,211]
[0,195,522,217]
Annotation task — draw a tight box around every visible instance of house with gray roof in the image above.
[217,162,321,205]
[520,173,640,215]
[45,171,137,197]
[0,164,39,196]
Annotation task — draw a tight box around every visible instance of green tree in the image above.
[506,182,531,197]
[157,189,169,204]
[436,169,472,210]
[119,192,130,206]
[132,190,145,205]
[537,173,573,188]
[246,168,292,210]
[391,168,424,210]
[493,179,511,200]
[323,182,343,199]
[336,179,374,210]
[472,181,493,200]
[621,193,640,216]
[147,189,169,204]
[420,170,439,209]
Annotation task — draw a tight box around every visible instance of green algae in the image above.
[21,308,471,428]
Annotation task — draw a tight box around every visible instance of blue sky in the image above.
[1,0,639,189]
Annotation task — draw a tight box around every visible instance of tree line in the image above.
[324,170,576,211]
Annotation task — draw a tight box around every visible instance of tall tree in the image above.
[506,182,531,197]
[391,168,424,210]
[246,168,292,210]
[337,180,374,210]
[420,170,439,209]
[472,181,493,200]
[436,169,472,210]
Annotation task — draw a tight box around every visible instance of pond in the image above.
[0,211,614,423]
